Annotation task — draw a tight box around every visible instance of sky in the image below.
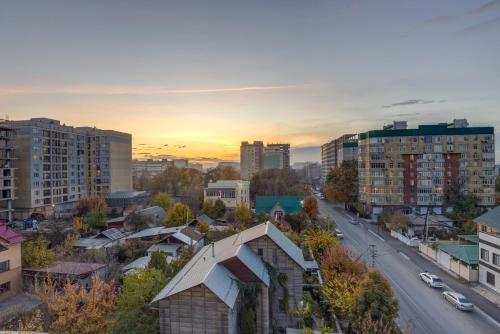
[1,0,500,166]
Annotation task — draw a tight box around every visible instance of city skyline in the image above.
[2,0,500,165]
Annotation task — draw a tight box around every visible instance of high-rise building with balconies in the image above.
[0,123,15,222]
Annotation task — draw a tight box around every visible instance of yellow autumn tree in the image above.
[22,235,55,268]
[303,226,336,259]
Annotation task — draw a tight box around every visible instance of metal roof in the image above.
[122,255,151,272]
[458,235,479,244]
[474,206,500,230]
[151,221,305,307]
[147,243,182,255]
[124,226,182,240]
[104,191,147,199]
[437,244,479,265]
[0,224,25,244]
[255,196,302,214]
[74,238,110,249]
[99,228,125,241]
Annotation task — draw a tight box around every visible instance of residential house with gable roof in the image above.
[255,196,302,222]
[0,223,25,301]
[151,221,313,333]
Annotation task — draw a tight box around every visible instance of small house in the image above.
[255,196,302,221]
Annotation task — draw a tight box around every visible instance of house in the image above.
[23,261,107,289]
[204,180,250,209]
[105,191,148,212]
[255,196,302,221]
[137,206,166,225]
[151,221,314,333]
[189,214,215,227]
[124,226,183,241]
[474,207,500,293]
[154,226,205,253]
[0,224,25,302]
[74,228,126,250]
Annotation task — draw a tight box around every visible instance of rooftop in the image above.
[474,206,500,231]
[105,191,147,199]
[24,261,107,275]
[255,196,302,214]
[0,224,25,245]
[206,180,248,188]
[437,244,478,265]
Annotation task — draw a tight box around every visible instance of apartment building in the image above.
[263,143,290,170]
[132,159,171,179]
[320,134,357,184]
[218,161,240,171]
[240,141,264,180]
[358,119,495,215]
[8,118,132,219]
[475,207,500,294]
[204,180,250,209]
[0,224,25,302]
[0,123,15,222]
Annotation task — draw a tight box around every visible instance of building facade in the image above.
[358,119,495,215]
[240,141,264,180]
[0,123,15,222]
[263,143,290,170]
[320,134,357,184]
[475,207,500,294]
[0,224,25,302]
[204,180,250,209]
[8,118,132,219]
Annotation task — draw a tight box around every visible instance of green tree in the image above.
[22,235,55,268]
[235,205,252,229]
[325,160,358,209]
[202,199,226,219]
[153,192,174,210]
[75,195,107,217]
[250,169,306,202]
[112,268,167,334]
[87,208,107,230]
[147,251,169,276]
[351,270,399,332]
[444,185,481,234]
[388,210,409,232]
[165,202,193,226]
[285,211,308,233]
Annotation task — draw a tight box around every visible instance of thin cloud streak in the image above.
[0,84,310,97]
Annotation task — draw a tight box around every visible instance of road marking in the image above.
[368,229,385,242]
[399,251,410,261]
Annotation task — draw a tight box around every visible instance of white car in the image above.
[349,217,359,225]
[442,291,474,311]
[335,228,344,239]
[419,272,444,288]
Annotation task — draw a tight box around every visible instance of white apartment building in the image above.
[475,207,500,294]
[204,180,250,209]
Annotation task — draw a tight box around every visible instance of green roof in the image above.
[474,206,500,230]
[437,244,478,265]
[458,235,479,244]
[359,124,493,140]
[255,196,302,214]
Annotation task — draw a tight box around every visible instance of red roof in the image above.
[0,224,25,244]
[24,261,107,275]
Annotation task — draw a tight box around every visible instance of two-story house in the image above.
[474,206,500,294]
[151,221,312,333]
[0,224,25,301]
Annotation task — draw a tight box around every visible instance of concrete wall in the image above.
[0,243,22,302]
[159,284,235,334]
[110,140,132,193]
[247,235,304,330]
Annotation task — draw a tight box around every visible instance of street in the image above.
[317,199,500,334]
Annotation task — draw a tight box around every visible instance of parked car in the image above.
[442,291,474,311]
[419,272,444,288]
[349,217,359,225]
[335,228,344,239]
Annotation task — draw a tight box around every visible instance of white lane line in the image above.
[368,229,386,242]
[474,306,500,330]
[399,251,410,261]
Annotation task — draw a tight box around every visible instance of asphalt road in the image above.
[317,198,500,334]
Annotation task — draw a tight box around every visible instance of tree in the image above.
[35,273,116,334]
[196,221,209,234]
[351,270,399,333]
[444,185,481,234]
[325,160,358,209]
[75,195,107,217]
[388,210,409,232]
[303,226,336,260]
[496,175,500,193]
[202,199,226,219]
[235,205,252,229]
[22,235,55,268]
[112,268,166,334]
[125,211,152,232]
[73,216,88,233]
[303,195,319,219]
[147,251,169,276]
[285,211,308,233]
[87,208,107,230]
[250,169,306,201]
[152,192,174,210]
[204,166,240,185]
[165,202,193,226]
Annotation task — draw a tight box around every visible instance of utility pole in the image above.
[423,210,430,242]
[369,244,377,269]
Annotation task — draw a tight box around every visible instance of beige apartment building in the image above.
[240,141,264,180]
[0,123,15,222]
[8,118,132,219]
[358,119,495,215]
[0,224,24,302]
[204,180,250,209]
[320,134,357,184]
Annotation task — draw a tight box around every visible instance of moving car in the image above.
[335,228,344,239]
[442,291,474,311]
[419,272,444,288]
[349,217,359,225]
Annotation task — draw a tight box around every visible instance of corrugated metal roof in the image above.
[147,243,181,255]
[255,196,302,214]
[74,238,110,249]
[151,221,305,307]
[100,228,125,241]
[474,206,500,230]
[124,226,182,240]
[122,255,150,271]
[105,191,147,199]
[437,244,478,265]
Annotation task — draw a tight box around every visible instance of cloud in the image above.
[394,112,421,117]
[458,16,500,35]
[0,84,309,97]
[382,99,445,109]
[468,0,500,15]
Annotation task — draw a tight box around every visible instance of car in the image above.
[335,228,344,239]
[419,272,444,288]
[349,217,359,225]
[442,291,474,311]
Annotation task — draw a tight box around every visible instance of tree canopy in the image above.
[165,202,194,226]
[303,195,319,220]
[250,169,307,201]
[235,205,252,229]
[202,198,226,219]
[325,160,358,209]
[22,235,55,268]
[204,166,240,185]
[152,192,174,211]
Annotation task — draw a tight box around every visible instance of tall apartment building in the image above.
[320,134,357,184]
[0,123,15,222]
[8,118,132,219]
[240,141,264,180]
[263,143,290,170]
[358,119,495,215]
[132,159,171,179]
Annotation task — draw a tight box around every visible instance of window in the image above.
[493,254,500,266]
[0,282,10,294]
[486,272,495,286]
[0,261,9,273]
[480,249,489,262]
[258,248,263,256]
